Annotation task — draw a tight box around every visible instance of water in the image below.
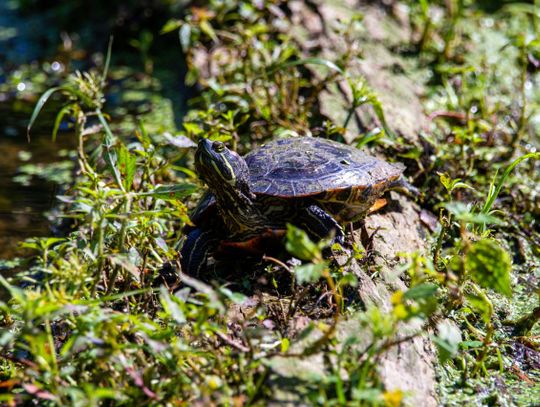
[0,99,74,260]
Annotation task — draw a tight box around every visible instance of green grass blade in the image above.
[52,103,74,142]
[96,107,125,192]
[481,152,540,214]
[101,36,114,88]
[27,86,62,141]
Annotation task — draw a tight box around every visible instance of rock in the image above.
[189,1,440,403]
[286,2,439,405]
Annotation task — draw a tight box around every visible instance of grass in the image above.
[1,0,539,405]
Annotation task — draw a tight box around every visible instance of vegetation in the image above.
[0,0,539,405]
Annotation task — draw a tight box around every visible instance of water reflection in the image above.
[0,100,74,260]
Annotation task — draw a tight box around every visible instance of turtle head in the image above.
[195,138,255,202]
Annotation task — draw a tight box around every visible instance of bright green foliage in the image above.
[466,239,512,297]
[285,224,323,262]
[1,0,539,405]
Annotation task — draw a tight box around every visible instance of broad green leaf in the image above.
[218,287,247,304]
[183,122,204,136]
[160,286,186,324]
[285,224,321,261]
[403,283,438,300]
[465,293,492,323]
[108,254,140,281]
[352,389,383,403]
[294,263,327,284]
[442,202,503,225]
[466,239,512,297]
[433,320,462,363]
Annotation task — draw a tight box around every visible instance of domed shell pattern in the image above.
[245,137,404,198]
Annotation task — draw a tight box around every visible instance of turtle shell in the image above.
[245,137,404,197]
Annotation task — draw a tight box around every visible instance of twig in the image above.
[215,331,250,353]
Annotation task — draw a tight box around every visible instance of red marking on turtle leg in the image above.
[219,229,286,255]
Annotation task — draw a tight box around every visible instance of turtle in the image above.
[180,137,408,275]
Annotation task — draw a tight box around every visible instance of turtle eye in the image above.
[212,141,225,153]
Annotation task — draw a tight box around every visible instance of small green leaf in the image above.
[459,340,484,349]
[182,122,204,136]
[294,263,327,284]
[219,287,247,304]
[160,286,186,324]
[466,239,512,297]
[161,19,182,34]
[200,20,218,43]
[117,144,137,191]
[465,293,492,323]
[442,202,503,225]
[285,224,321,261]
[108,254,140,281]
[281,338,290,353]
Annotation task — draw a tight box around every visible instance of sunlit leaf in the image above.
[52,103,74,142]
[27,87,62,140]
[481,152,539,214]
[285,224,321,261]
[403,283,438,300]
[442,202,503,225]
[142,184,198,200]
[117,144,137,191]
[433,320,462,363]
[160,286,186,324]
[161,19,182,34]
[466,239,512,297]
[294,263,327,284]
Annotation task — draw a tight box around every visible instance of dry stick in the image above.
[262,255,292,274]
[215,331,250,353]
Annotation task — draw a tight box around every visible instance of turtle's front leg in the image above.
[180,228,218,275]
[296,205,345,246]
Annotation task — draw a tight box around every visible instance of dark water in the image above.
[0,0,188,262]
[0,99,74,260]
